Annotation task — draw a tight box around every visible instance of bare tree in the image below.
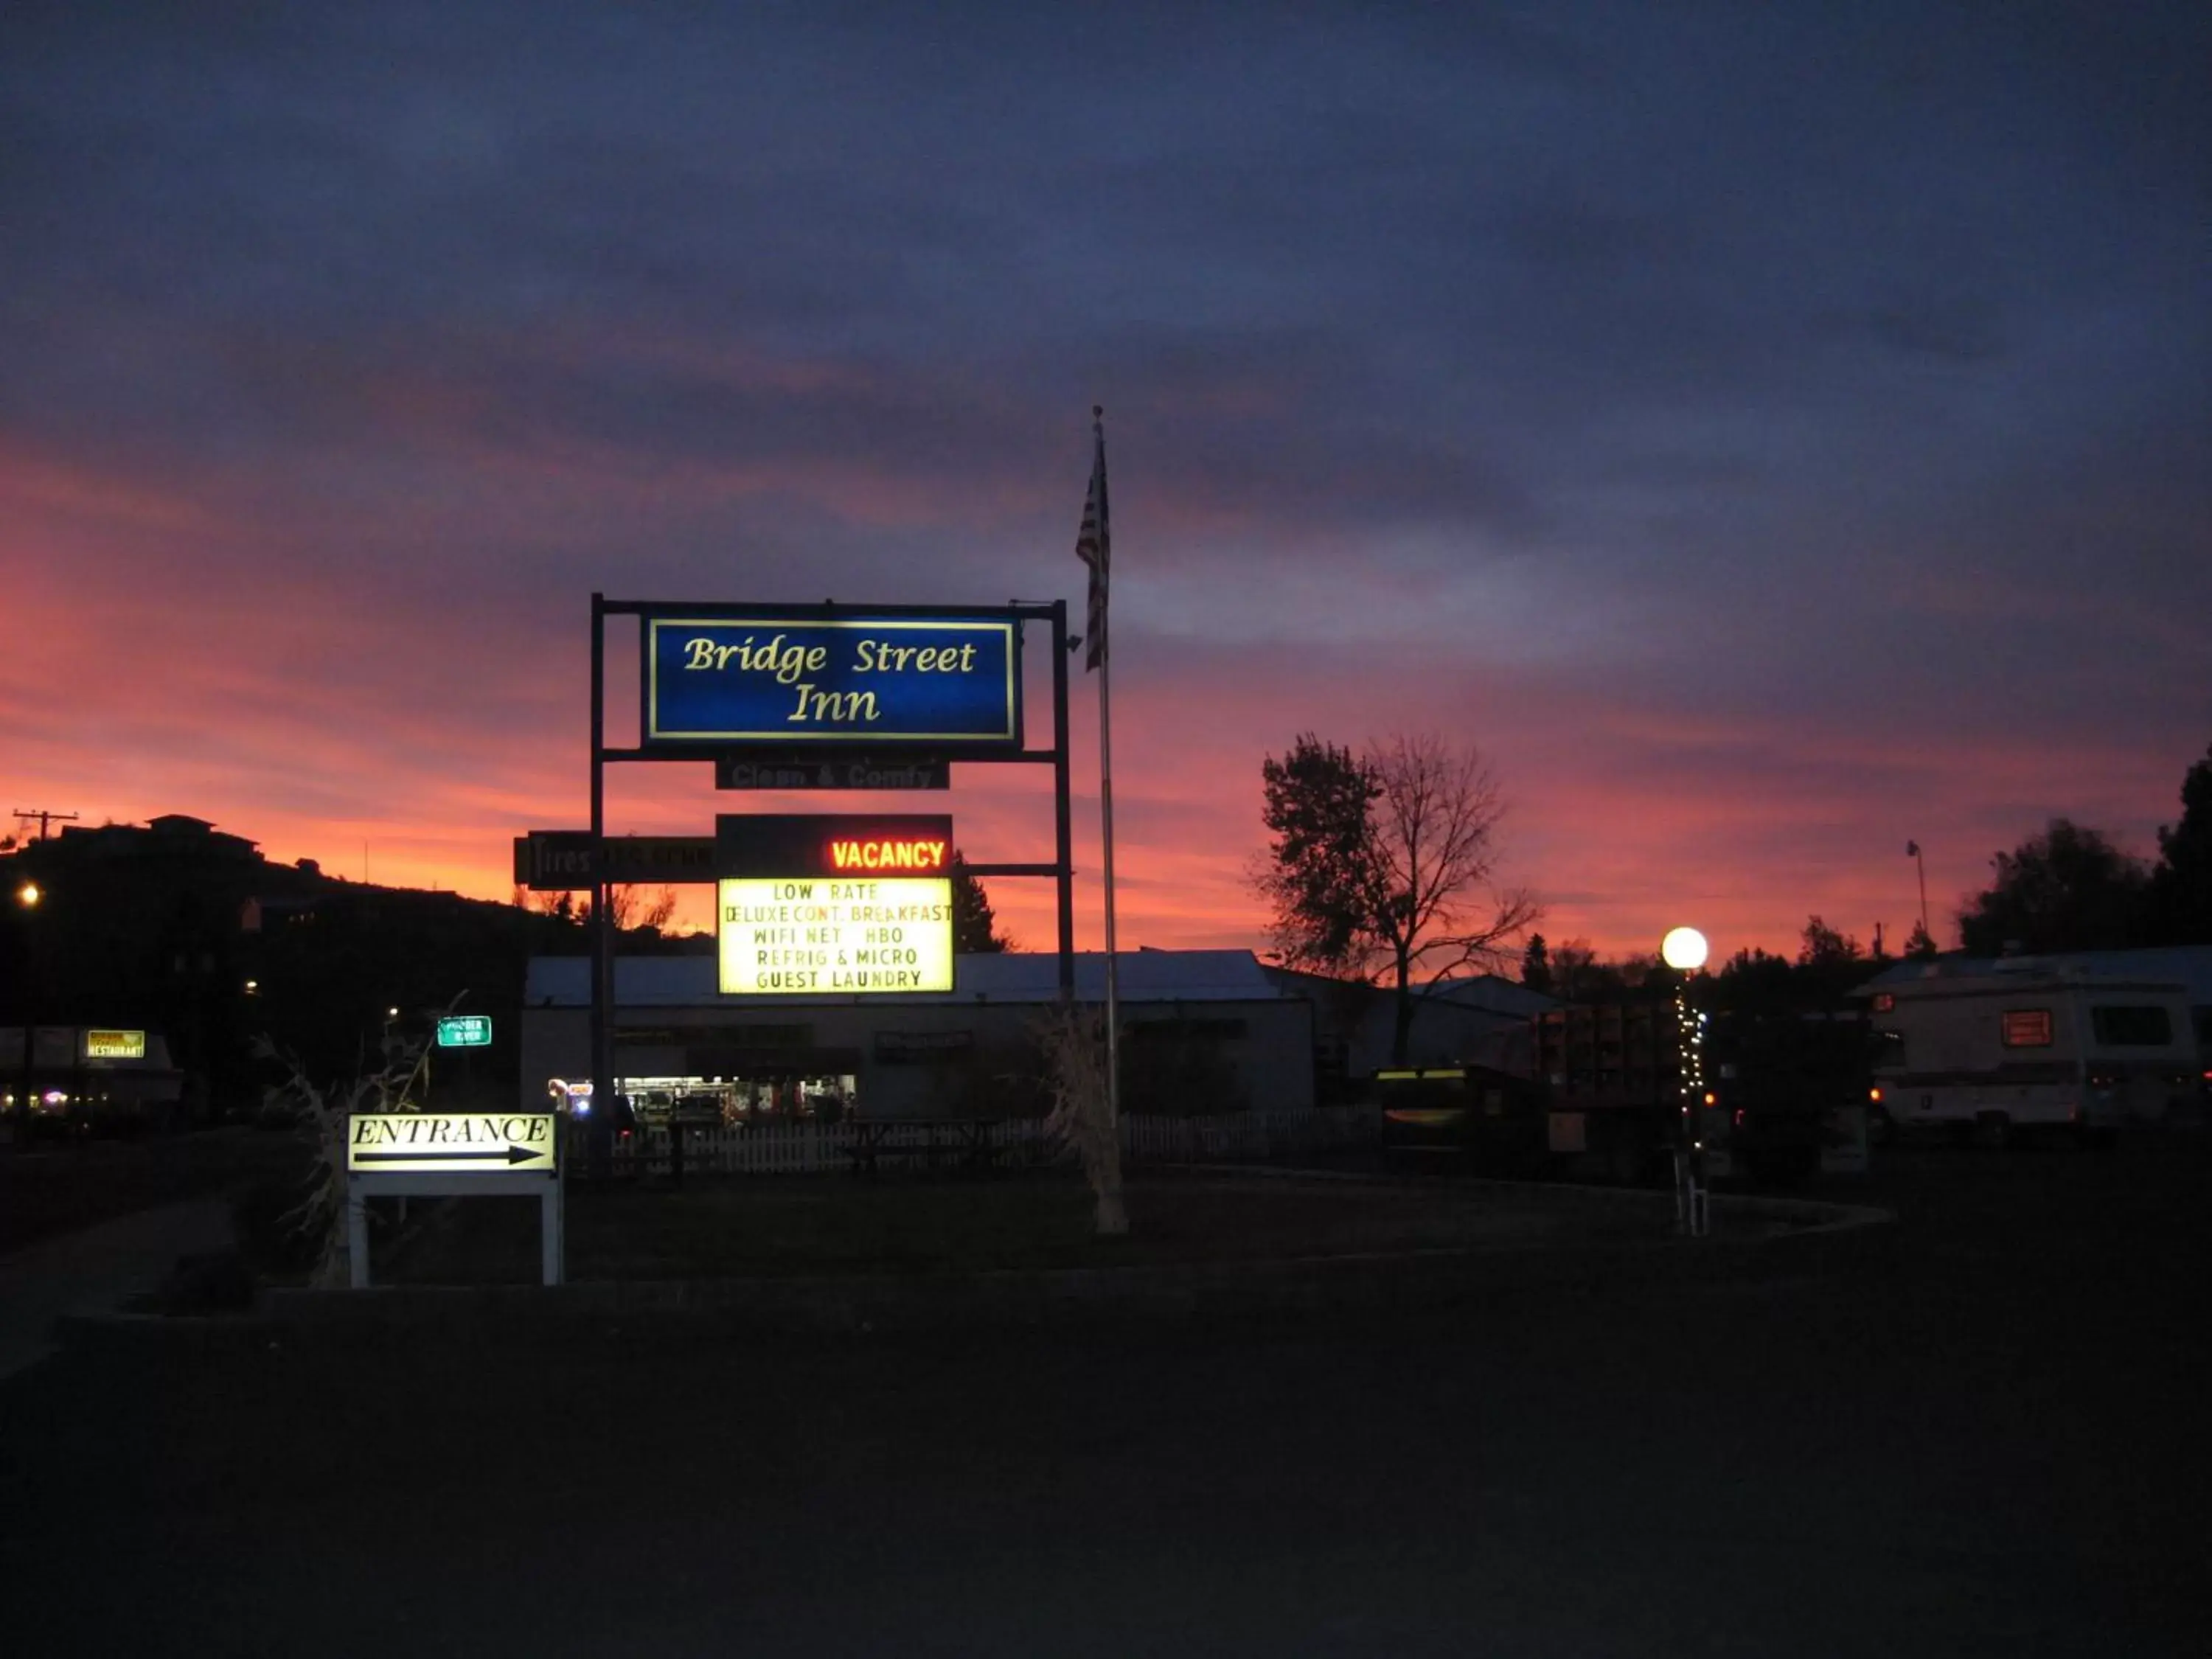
[576,885,680,932]
[1364,734,1543,1061]
[253,1012,439,1288]
[1034,1003,1127,1236]
[1257,731,1543,1064]
[628,885,680,933]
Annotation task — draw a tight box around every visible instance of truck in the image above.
[1380,999,1871,1185]
[1863,962,2199,1144]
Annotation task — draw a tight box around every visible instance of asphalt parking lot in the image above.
[1,1134,2205,1658]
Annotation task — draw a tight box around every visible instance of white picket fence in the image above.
[577,1105,1380,1177]
[1122,1105,1380,1164]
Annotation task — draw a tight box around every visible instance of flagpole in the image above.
[1093,406,1121,1133]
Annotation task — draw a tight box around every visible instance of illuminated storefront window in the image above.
[550,1071,860,1125]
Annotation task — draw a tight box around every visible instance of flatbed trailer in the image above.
[1380,1001,1871,1185]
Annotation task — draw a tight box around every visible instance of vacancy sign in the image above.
[347,1113,558,1174]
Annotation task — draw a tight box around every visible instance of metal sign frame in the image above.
[585,594,1077,1175]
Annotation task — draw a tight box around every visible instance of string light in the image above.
[1662,928,1711,1237]
[1675,987,1708,1135]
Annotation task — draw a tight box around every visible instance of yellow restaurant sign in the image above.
[84,1029,147,1060]
[346,1113,558,1174]
[717,875,953,995]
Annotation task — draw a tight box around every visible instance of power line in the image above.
[10,809,79,841]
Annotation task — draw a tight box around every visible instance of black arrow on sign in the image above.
[355,1144,546,1166]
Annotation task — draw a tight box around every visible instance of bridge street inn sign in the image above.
[344,1113,563,1287]
[641,611,1020,751]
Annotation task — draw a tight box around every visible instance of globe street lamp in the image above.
[1661,927,1711,1237]
[1660,926,1708,974]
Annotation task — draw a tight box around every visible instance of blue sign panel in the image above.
[644,613,1021,751]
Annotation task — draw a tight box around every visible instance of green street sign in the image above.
[435,1015,493,1048]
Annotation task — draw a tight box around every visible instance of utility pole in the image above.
[12,809,79,841]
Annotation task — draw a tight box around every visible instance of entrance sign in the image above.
[345,1113,563,1288]
[347,1112,557,1174]
[717,877,954,995]
[644,613,1020,751]
[513,832,716,889]
[717,757,950,791]
[436,1015,493,1048]
[716,813,954,878]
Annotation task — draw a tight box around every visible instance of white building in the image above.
[0,1026,185,1129]
[521,949,1317,1122]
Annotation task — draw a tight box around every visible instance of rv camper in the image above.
[1865,964,2197,1144]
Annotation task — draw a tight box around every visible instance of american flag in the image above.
[1075,411,1108,672]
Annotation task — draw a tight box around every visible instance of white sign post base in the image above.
[344,1113,565,1288]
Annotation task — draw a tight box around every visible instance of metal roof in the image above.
[525,949,1295,1009]
[1422,975,1564,1018]
[1260,965,1560,1021]
[1862,947,2212,1004]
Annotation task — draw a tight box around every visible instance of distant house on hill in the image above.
[145,813,261,854]
[18,812,270,870]
[1,813,579,1113]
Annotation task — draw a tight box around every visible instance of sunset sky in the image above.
[5,1,2207,965]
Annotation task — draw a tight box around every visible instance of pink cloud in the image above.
[7,436,2197,976]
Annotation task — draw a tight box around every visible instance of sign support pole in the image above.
[1090,413,1121,1130]
[1097,608,1120,1129]
[348,1189,370,1290]
[542,1185,564,1287]
[588,592,612,1182]
[1051,599,1075,1002]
